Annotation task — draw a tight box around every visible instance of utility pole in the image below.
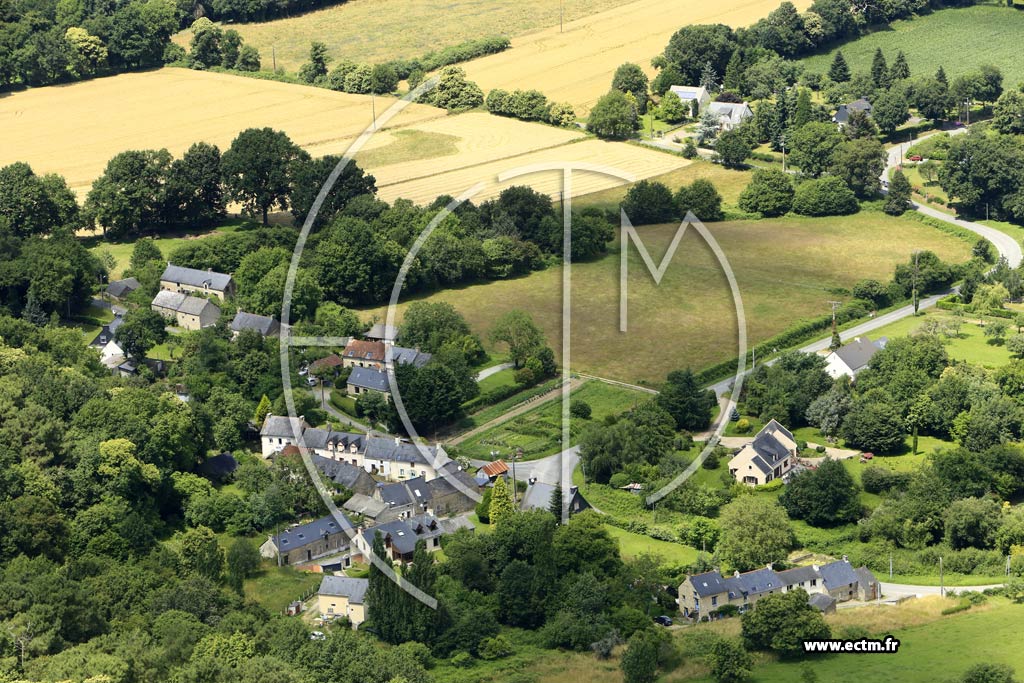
[828,301,842,331]
[912,250,921,314]
[272,45,277,73]
[889,553,893,579]
[939,556,944,597]
[371,92,377,130]
[560,0,563,32]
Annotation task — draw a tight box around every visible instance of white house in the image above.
[728,419,799,486]
[669,85,711,113]
[824,337,886,379]
[707,101,753,131]
[259,414,311,457]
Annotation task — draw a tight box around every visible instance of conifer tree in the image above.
[828,51,850,83]
[871,48,889,88]
[489,476,516,527]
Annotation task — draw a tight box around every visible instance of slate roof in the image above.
[855,566,878,589]
[343,493,389,518]
[833,98,873,124]
[261,415,308,439]
[520,481,555,512]
[231,311,280,336]
[152,290,219,317]
[746,419,796,475]
[819,559,860,589]
[161,263,233,291]
[275,514,352,552]
[808,593,836,611]
[378,480,413,508]
[777,565,820,586]
[391,345,432,368]
[303,429,363,453]
[708,101,753,125]
[318,576,368,604]
[90,315,124,347]
[311,454,372,492]
[731,567,781,597]
[106,277,140,298]
[689,571,731,597]
[429,462,479,498]
[369,518,430,556]
[831,337,885,373]
[364,437,435,466]
[348,367,390,392]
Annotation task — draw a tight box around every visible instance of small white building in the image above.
[824,336,886,379]
[728,419,798,486]
[669,85,711,113]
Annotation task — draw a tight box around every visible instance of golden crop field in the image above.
[0,68,444,195]
[174,0,639,72]
[375,137,689,205]
[462,0,814,112]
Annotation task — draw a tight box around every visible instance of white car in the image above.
[309,631,325,641]
[298,365,309,376]
[307,376,318,386]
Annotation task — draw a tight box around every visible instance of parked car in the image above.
[306,376,318,386]
[309,631,325,641]
[298,365,309,376]
[654,615,673,627]
[908,154,922,162]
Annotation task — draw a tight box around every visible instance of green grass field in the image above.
[800,5,1024,87]
[86,221,250,279]
[456,381,649,460]
[362,212,972,384]
[604,524,699,566]
[476,368,518,393]
[243,564,322,613]
[864,309,1016,368]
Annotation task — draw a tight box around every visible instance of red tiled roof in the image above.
[309,353,343,371]
[343,340,385,361]
[481,460,509,477]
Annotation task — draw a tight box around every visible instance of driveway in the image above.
[469,445,580,488]
[880,581,1004,598]
[476,362,513,382]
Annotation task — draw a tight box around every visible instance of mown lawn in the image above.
[359,212,972,384]
[604,525,699,566]
[86,220,251,279]
[800,5,1024,86]
[355,129,460,168]
[456,381,649,460]
[243,564,322,614]
[864,308,1016,368]
[476,368,518,393]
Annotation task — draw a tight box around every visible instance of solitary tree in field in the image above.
[884,170,912,216]
[588,89,640,140]
[490,309,544,368]
[221,128,304,224]
[298,41,331,84]
[828,50,850,83]
[611,62,650,114]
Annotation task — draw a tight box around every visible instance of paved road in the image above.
[319,392,374,434]
[470,445,581,487]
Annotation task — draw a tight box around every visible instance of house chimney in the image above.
[395,436,401,445]
[842,555,849,562]
[570,485,578,495]
[733,570,741,578]
[766,562,773,570]
[812,564,819,571]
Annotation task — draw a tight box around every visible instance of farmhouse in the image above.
[160,263,234,300]
[347,366,391,399]
[824,336,886,379]
[728,419,799,486]
[833,98,873,125]
[230,311,280,338]
[258,415,448,483]
[669,85,711,112]
[520,481,591,517]
[366,465,478,519]
[259,414,310,457]
[317,576,368,628]
[311,454,377,496]
[105,277,140,299]
[150,290,221,331]
[260,513,355,566]
[90,315,126,367]
[343,340,386,368]
[353,513,473,563]
[678,559,878,619]
[343,493,391,522]
[707,101,753,131]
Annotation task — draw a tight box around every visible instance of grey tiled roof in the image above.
[152,290,219,317]
[275,514,352,551]
[161,263,233,291]
[348,367,390,392]
[777,565,820,586]
[303,429,363,452]
[343,493,388,518]
[318,576,368,604]
[391,346,432,368]
[809,593,836,611]
[732,567,781,596]
[364,437,435,466]
[520,481,555,511]
[378,481,413,508]
[106,278,139,298]
[261,415,307,438]
[311,454,371,491]
[832,337,884,373]
[231,311,280,336]
[819,560,860,589]
[689,571,731,597]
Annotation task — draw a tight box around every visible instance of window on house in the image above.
[811,579,817,586]
[711,596,718,606]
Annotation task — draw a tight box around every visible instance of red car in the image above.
[862,452,874,460]
[908,155,922,162]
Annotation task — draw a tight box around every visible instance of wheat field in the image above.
[462,0,814,113]
[0,68,444,195]
[375,137,689,204]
